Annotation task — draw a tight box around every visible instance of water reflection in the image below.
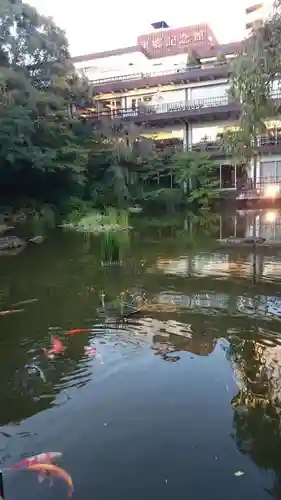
[227,329,281,498]
[2,210,281,499]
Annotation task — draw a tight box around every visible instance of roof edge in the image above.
[71,41,243,64]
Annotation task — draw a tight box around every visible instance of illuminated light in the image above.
[265,211,278,222]
[264,184,280,198]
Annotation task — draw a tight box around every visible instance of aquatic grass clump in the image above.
[62,208,131,234]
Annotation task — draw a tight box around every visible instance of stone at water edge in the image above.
[29,236,44,244]
[0,236,26,250]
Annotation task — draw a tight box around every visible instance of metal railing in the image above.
[88,62,228,86]
[237,177,281,198]
[258,135,281,146]
[82,89,281,121]
[191,141,222,153]
[192,131,281,152]
[90,95,232,120]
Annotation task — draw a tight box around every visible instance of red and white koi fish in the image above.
[27,463,73,498]
[42,336,64,359]
[65,328,89,336]
[0,309,24,316]
[7,452,62,470]
[84,346,97,356]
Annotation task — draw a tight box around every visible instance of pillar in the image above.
[183,124,188,152]
[187,122,192,151]
[219,164,222,189]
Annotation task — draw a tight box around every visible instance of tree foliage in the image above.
[220,4,281,181]
[0,0,90,202]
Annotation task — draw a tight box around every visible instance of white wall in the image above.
[74,51,148,81]
[145,54,187,72]
[126,88,186,108]
[153,89,186,103]
[190,83,229,101]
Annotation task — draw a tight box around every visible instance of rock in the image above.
[226,237,266,244]
[0,224,14,234]
[0,236,25,250]
[29,236,44,244]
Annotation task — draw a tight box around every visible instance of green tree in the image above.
[222,5,281,186]
[0,0,89,203]
[173,151,219,203]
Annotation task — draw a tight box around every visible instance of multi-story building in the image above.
[245,1,273,36]
[72,21,281,193]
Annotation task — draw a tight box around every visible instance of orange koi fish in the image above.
[65,328,89,336]
[8,452,62,470]
[42,336,64,359]
[27,463,73,498]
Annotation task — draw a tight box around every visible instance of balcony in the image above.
[88,95,239,125]
[257,135,281,154]
[90,63,231,93]
[237,177,281,201]
[191,140,224,155]
[191,134,281,157]
[84,89,281,125]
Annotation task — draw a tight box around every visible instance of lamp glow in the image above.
[265,211,277,222]
[264,184,279,198]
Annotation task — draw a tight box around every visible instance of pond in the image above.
[1,209,281,500]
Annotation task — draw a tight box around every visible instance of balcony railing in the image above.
[191,141,222,153]
[258,135,281,146]
[81,89,281,121]
[88,62,228,86]
[192,134,281,154]
[89,95,233,120]
[237,177,281,199]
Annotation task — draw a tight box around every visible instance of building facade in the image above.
[245,1,273,36]
[72,21,281,192]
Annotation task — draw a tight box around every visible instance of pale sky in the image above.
[29,0,251,56]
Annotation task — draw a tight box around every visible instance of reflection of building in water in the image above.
[245,211,281,241]
[231,336,281,413]
[218,210,281,241]
[154,253,264,279]
[139,291,281,318]
[154,250,281,281]
[131,317,216,356]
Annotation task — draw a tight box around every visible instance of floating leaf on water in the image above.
[234,471,244,477]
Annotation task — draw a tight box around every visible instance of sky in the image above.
[28,0,252,56]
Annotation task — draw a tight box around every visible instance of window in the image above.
[260,160,281,180]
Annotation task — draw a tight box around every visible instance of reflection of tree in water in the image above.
[228,332,281,498]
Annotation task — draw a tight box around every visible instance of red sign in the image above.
[137,23,216,58]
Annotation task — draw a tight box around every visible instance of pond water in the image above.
[1,209,281,500]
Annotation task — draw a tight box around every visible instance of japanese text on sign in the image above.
[137,25,209,57]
